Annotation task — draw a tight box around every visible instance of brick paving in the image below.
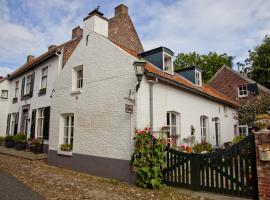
[0,154,206,200]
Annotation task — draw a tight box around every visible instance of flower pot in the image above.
[5,141,15,148]
[254,115,270,133]
[15,142,26,150]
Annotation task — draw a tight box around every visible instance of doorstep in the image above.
[0,146,47,161]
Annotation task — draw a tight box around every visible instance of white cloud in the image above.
[0,66,12,76]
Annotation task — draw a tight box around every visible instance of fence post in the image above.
[191,154,201,190]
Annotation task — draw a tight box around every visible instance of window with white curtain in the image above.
[200,116,209,142]
[41,67,48,89]
[37,108,45,138]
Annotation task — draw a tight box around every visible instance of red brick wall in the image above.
[255,132,270,200]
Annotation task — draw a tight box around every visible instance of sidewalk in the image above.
[0,146,47,160]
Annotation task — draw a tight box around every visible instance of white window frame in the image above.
[239,125,248,137]
[62,114,74,147]
[41,67,48,90]
[195,70,202,87]
[166,112,180,146]
[37,108,45,138]
[200,116,209,142]
[238,85,248,98]
[10,113,16,135]
[24,74,32,95]
[163,52,174,75]
[72,65,83,92]
[15,81,19,98]
[1,90,8,99]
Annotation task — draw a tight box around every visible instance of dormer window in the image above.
[163,52,173,74]
[195,70,202,86]
[238,85,248,98]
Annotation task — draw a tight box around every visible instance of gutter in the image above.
[145,71,238,109]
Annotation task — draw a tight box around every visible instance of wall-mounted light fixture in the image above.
[133,61,146,91]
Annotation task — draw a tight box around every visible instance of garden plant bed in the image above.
[0,154,207,200]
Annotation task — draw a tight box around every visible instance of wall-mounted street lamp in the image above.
[133,61,146,91]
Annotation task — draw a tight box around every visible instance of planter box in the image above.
[5,141,15,148]
[15,142,26,150]
[57,149,73,156]
[34,144,44,154]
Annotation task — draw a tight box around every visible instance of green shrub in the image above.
[60,144,73,151]
[233,135,245,144]
[13,133,27,143]
[5,135,14,142]
[130,128,167,189]
[0,136,5,143]
[193,142,213,153]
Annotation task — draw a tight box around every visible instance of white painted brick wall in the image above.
[0,79,10,136]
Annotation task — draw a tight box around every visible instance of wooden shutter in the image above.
[6,114,11,135]
[29,72,35,97]
[21,77,25,99]
[30,109,36,138]
[247,83,259,95]
[14,112,19,135]
[43,107,50,139]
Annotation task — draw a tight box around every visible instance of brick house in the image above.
[209,65,270,135]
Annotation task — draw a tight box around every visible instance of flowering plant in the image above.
[130,127,167,189]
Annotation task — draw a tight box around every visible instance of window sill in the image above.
[38,88,46,96]
[22,94,32,100]
[57,149,73,156]
[1,97,8,101]
[71,90,82,95]
[12,97,18,103]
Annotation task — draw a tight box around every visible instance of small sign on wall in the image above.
[125,104,133,114]
[259,144,270,161]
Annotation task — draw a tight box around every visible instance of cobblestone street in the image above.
[0,154,206,200]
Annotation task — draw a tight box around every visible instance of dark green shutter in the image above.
[43,107,50,139]
[6,114,11,135]
[247,83,259,95]
[30,72,35,97]
[21,77,25,99]
[30,109,36,138]
[14,112,19,135]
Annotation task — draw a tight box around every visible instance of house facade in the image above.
[47,5,238,183]
[209,65,270,135]
[0,77,10,136]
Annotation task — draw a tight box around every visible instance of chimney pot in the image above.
[115,4,128,16]
[27,55,35,63]
[48,45,57,51]
[72,26,83,39]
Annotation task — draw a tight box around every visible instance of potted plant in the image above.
[193,142,213,153]
[5,136,14,148]
[60,144,73,151]
[254,114,270,132]
[13,133,27,150]
[0,136,5,146]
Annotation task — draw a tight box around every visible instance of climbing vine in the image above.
[130,128,167,189]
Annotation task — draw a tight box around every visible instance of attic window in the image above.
[163,53,173,74]
[238,85,248,98]
[195,70,202,86]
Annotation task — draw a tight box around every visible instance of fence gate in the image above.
[163,134,258,199]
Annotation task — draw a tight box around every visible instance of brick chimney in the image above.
[27,55,35,63]
[108,4,144,54]
[48,45,57,51]
[72,26,83,39]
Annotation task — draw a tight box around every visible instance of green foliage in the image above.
[130,128,167,189]
[60,144,73,151]
[0,136,5,143]
[193,142,213,153]
[233,135,245,144]
[237,95,270,125]
[5,135,14,142]
[239,35,270,89]
[13,133,27,143]
[174,52,233,82]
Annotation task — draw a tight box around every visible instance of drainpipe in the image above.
[148,79,156,129]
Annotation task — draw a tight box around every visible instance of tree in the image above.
[240,35,270,89]
[174,52,234,82]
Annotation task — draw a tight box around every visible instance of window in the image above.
[200,116,209,142]
[239,125,248,136]
[24,75,32,95]
[195,70,202,86]
[223,105,228,116]
[14,81,19,98]
[238,85,248,98]
[10,113,16,135]
[1,90,8,99]
[167,112,180,146]
[72,66,83,92]
[77,69,83,89]
[41,67,48,89]
[37,108,45,138]
[163,52,173,74]
[63,114,74,146]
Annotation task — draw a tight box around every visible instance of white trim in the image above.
[238,85,248,98]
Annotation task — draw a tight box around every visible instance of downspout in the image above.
[148,79,156,129]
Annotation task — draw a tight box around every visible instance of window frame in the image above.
[166,111,180,146]
[76,68,83,89]
[14,81,19,98]
[1,90,8,99]
[238,85,248,98]
[37,108,45,138]
[200,116,209,143]
[239,125,248,137]
[163,52,174,75]
[40,67,48,90]
[62,114,74,147]
[195,70,202,87]
[10,113,16,135]
[24,74,32,96]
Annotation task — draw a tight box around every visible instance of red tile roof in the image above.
[114,44,239,107]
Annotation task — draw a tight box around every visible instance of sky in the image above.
[1,0,270,76]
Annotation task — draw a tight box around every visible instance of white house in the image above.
[47,5,238,183]
[0,77,10,136]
